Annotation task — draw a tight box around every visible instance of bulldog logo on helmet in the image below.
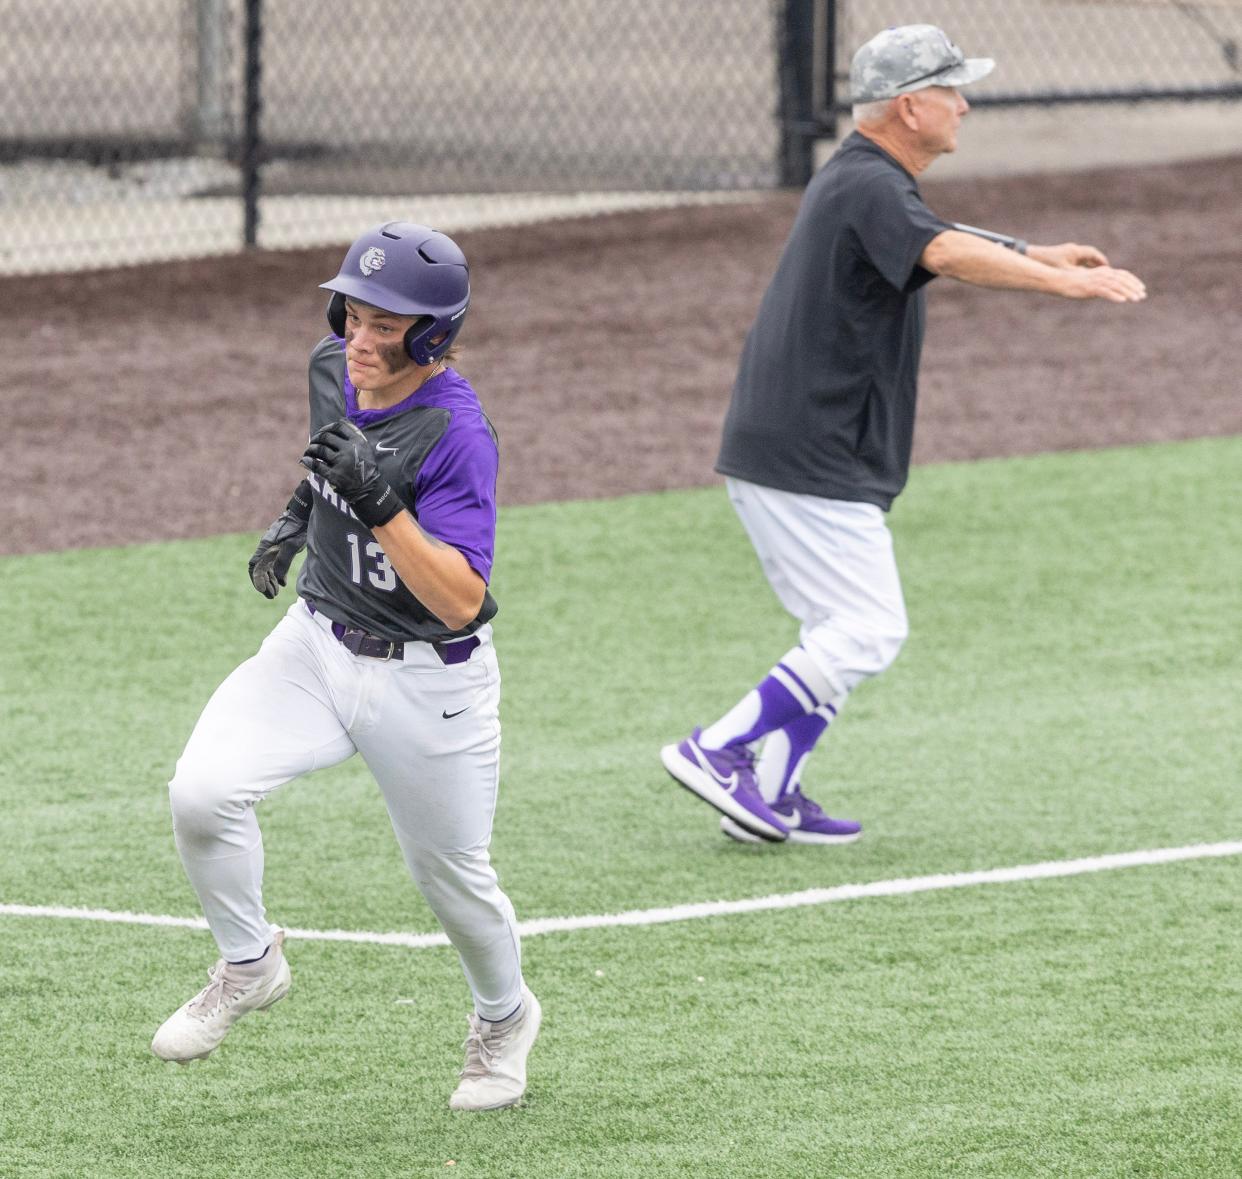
[358,247,386,277]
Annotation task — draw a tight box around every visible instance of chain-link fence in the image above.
[2,0,1240,275]
[779,0,1242,177]
[0,0,783,273]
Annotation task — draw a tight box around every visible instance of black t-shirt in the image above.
[716,132,950,510]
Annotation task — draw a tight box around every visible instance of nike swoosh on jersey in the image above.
[442,706,469,719]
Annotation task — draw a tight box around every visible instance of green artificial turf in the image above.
[1,436,1240,1177]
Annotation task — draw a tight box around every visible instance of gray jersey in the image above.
[296,336,500,643]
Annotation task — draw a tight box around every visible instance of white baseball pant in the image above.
[726,477,909,697]
[168,600,522,1021]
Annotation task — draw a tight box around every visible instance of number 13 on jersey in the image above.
[346,532,397,591]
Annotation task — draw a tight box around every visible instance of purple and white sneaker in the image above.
[720,787,861,845]
[661,728,789,842]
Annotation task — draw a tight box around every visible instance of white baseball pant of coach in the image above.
[726,477,909,700]
[168,600,522,1021]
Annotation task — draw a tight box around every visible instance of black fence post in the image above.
[241,0,263,249]
[777,0,817,187]
[820,0,838,140]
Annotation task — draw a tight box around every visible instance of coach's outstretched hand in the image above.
[1025,242,1109,270]
[1025,241,1145,302]
[248,480,313,599]
[301,419,403,529]
[1056,265,1147,303]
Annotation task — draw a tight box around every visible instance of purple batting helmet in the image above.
[321,221,470,366]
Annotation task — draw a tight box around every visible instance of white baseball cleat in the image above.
[151,929,291,1063]
[449,985,542,1111]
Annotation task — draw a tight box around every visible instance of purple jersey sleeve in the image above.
[412,411,499,583]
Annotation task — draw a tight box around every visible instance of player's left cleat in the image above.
[661,729,789,841]
[719,815,766,844]
[721,788,862,845]
[151,929,291,1063]
[449,985,542,1111]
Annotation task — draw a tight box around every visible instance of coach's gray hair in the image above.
[852,97,897,126]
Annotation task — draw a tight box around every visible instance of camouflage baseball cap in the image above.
[850,24,994,103]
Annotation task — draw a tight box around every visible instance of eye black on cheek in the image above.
[377,341,411,374]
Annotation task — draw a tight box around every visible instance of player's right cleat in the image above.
[449,985,542,1111]
[721,788,862,845]
[661,728,788,842]
[151,929,291,1063]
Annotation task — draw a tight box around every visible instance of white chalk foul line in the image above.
[3,840,1241,949]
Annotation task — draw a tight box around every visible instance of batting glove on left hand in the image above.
[300,419,403,529]
[248,480,313,599]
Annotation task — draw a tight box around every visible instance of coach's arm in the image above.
[919,230,1147,303]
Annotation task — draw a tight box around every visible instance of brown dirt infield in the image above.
[7,154,1240,556]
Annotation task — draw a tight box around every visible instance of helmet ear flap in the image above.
[326,292,347,337]
[403,316,437,365]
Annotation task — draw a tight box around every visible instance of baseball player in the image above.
[151,222,540,1112]
[661,25,1147,844]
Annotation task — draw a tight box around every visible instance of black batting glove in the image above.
[300,419,403,529]
[248,480,313,599]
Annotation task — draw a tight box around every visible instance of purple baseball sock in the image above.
[700,646,842,750]
[755,707,834,803]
